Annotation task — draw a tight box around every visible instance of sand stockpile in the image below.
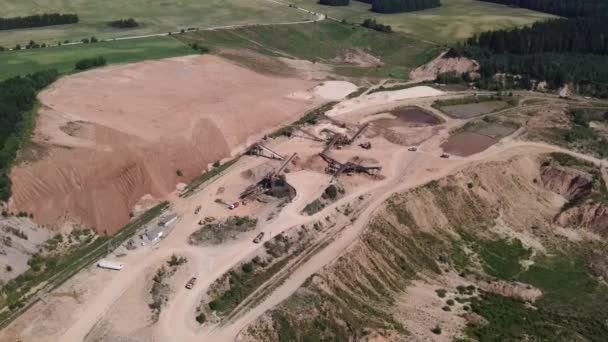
[10,55,321,234]
[326,86,444,118]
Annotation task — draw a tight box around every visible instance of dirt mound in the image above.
[10,55,320,234]
[331,48,383,67]
[410,51,479,82]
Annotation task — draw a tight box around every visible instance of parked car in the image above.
[408,147,417,152]
[253,232,265,244]
[440,153,450,159]
[185,277,197,289]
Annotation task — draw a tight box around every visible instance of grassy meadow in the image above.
[289,0,556,43]
[0,36,194,79]
[178,20,442,79]
[0,0,310,47]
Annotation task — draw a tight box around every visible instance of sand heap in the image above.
[10,55,321,234]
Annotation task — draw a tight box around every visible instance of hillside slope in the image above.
[241,154,608,341]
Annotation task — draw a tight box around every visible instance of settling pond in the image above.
[441,123,517,156]
[439,101,510,119]
[372,107,440,128]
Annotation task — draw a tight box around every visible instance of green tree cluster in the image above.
[478,0,608,17]
[0,69,59,201]
[74,56,107,71]
[108,18,139,28]
[361,18,392,32]
[0,13,78,31]
[453,17,608,98]
[371,0,441,13]
[320,0,350,5]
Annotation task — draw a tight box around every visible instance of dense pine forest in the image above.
[328,0,441,12]
[0,70,59,200]
[468,17,607,55]
[453,17,608,98]
[478,0,608,17]
[319,0,351,5]
[0,14,78,31]
[371,0,441,12]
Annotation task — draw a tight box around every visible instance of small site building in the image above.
[97,259,124,271]
[159,213,178,227]
[145,225,165,242]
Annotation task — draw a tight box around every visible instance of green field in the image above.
[178,20,441,79]
[0,36,194,79]
[0,0,310,47]
[289,0,555,43]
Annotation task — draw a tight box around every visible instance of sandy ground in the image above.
[10,55,325,234]
[3,80,607,342]
[326,86,444,117]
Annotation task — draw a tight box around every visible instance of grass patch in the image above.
[290,0,554,43]
[0,0,309,46]
[302,199,325,216]
[179,20,441,79]
[0,36,195,80]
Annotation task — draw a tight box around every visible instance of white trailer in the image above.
[97,259,124,271]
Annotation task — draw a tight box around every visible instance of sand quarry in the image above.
[8,55,358,234]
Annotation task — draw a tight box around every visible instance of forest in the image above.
[371,0,441,13]
[453,17,608,98]
[478,0,608,17]
[467,17,607,55]
[320,0,350,5]
[0,14,78,31]
[0,70,59,201]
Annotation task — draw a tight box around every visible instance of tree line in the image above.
[0,13,78,31]
[371,0,441,13]
[450,17,608,98]
[478,0,608,17]
[321,0,441,13]
[75,56,107,71]
[466,17,608,55]
[320,0,350,5]
[0,70,59,201]
[361,18,393,32]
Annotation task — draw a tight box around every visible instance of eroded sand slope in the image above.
[10,55,321,234]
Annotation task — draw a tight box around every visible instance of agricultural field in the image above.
[289,0,555,43]
[177,20,442,79]
[0,0,311,47]
[0,36,194,79]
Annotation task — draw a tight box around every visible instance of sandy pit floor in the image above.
[10,55,323,234]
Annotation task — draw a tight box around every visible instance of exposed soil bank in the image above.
[10,55,321,234]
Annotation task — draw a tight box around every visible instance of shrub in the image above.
[447,299,455,306]
[435,288,447,298]
[323,185,339,200]
[176,169,183,177]
[431,325,442,335]
[189,43,210,54]
[361,18,392,33]
[242,262,254,273]
[213,160,221,167]
[74,56,106,71]
[108,18,139,28]
[195,312,206,323]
